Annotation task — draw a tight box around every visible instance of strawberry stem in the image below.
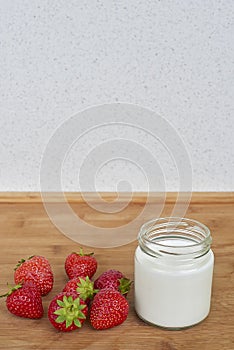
[72,248,94,257]
[14,255,34,271]
[76,277,99,301]
[118,278,132,295]
[54,295,87,328]
[0,284,22,298]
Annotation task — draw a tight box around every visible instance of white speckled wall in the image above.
[0,1,233,191]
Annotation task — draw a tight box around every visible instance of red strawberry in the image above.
[90,288,129,330]
[65,248,97,280]
[14,255,53,296]
[94,269,131,295]
[63,276,98,302]
[0,282,43,319]
[48,292,88,332]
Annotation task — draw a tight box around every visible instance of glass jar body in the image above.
[134,218,214,329]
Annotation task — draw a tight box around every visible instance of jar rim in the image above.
[138,217,212,258]
[140,217,211,247]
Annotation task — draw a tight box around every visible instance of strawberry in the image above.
[62,276,98,302]
[90,288,129,330]
[14,255,53,296]
[48,292,88,332]
[0,282,43,319]
[65,248,97,280]
[94,269,131,295]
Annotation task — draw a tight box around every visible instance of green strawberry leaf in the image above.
[74,318,82,328]
[118,278,132,295]
[56,299,64,307]
[56,315,66,323]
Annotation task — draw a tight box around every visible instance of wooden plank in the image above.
[0,193,233,350]
[0,192,233,203]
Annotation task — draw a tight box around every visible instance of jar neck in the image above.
[138,217,212,261]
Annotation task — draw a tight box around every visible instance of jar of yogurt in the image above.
[134,217,214,329]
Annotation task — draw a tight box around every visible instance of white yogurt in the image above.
[134,218,214,329]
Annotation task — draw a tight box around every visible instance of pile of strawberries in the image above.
[0,249,132,331]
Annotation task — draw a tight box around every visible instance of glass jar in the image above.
[134,217,214,329]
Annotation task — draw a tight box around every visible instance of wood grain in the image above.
[0,192,233,350]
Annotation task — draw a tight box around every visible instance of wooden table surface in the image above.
[0,192,233,350]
